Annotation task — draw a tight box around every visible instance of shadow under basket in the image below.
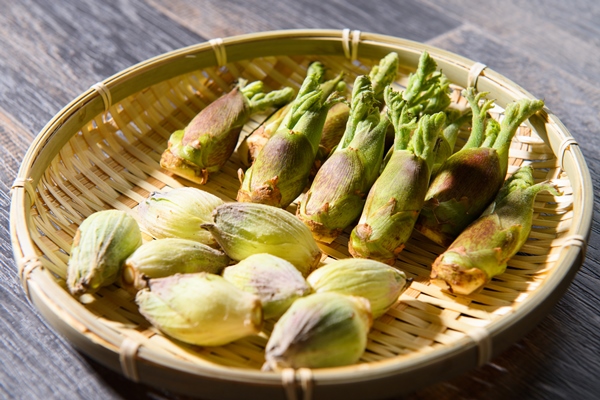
[9,30,593,400]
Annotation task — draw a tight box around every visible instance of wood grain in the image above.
[0,0,205,135]
[146,0,461,43]
[0,0,599,399]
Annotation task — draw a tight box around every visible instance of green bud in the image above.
[67,210,142,296]
[122,238,230,290]
[264,292,372,370]
[202,202,322,277]
[136,273,263,346]
[307,259,409,318]
[222,254,311,319]
[137,187,223,246]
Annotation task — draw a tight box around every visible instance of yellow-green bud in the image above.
[222,254,311,320]
[67,210,142,296]
[137,187,223,246]
[263,292,372,370]
[136,273,263,346]
[122,238,230,290]
[202,202,322,277]
[307,259,410,318]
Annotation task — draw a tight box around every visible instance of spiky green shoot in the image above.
[349,87,446,263]
[431,107,473,176]
[403,53,452,117]
[431,165,560,295]
[160,80,294,184]
[239,64,349,168]
[369,52,401,104]
[313,52,399,174]
[416,89,545,247]
[297,75,389,243]
[383,51,451,153]
[237,62,344,208]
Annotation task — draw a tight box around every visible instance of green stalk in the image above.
[431,107,473,176]
[416,89,544,247]
[494,98,545,176]
[349,108,446,264]
[431,165,560,295]
[298,75,389,243]
[336,76,379,150]
[462,88,496,149]
[237,63,344,208]
[161,79,294,184]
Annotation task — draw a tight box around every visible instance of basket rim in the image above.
[9,29,594,398]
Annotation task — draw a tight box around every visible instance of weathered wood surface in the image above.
[1,0,599,398]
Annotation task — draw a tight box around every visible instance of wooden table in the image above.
[1,1,599,398]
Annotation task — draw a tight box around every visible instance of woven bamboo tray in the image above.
[10,30,592,400]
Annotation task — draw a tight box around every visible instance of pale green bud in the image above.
[67,210,142,296]
[136,273,262,346]
[122,238,230,290]
[222,254,311,320]
[307,259,410,318]
[264,292,372,370]
[202,202,322,277]
[137,187,223,246]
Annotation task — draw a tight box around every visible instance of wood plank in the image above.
[0,0,205,135]
[422,0,600,85]
[147,0,461,43]
[0,1,204,399]
[426,25,600,157]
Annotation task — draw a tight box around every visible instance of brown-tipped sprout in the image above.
[237,63,346,208]
[417,88,545,246]
[349,111,446,263]
[431,165,561,295]
[297,75,390,243]
[160,79,294,184]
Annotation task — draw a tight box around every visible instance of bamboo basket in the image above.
[9,30,592,400]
